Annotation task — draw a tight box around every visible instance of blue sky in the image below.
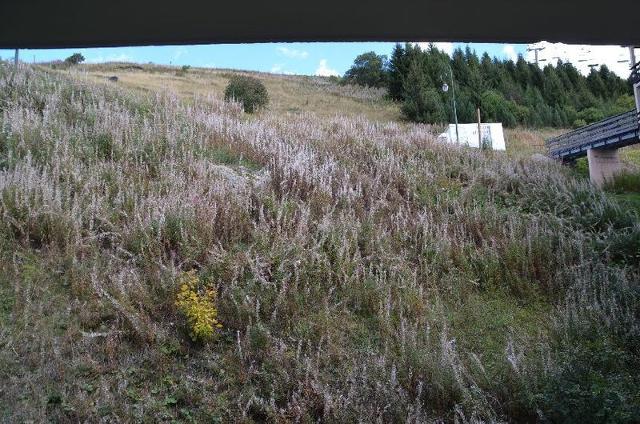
[0,42,526,76]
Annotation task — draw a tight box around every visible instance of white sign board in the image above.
[437,123,506,151]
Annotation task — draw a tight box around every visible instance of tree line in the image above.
[342,44,635,128]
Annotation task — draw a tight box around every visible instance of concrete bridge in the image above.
[547,59,640,187]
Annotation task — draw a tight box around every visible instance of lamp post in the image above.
[442,64,459,143]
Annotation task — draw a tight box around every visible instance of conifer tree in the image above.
[400,58,446,123]
[345,43,633,128]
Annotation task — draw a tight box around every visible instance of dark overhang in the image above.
[1,0,639,49]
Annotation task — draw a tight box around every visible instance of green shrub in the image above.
[574,157,589,178]
[175,271,222,342]
[577,107,605,125]
[572,118,587,128]
[604,171,640,194]
[343,51,388,88]
[176,65,191,77]
[224,75,268,113]
[540,335,640,423]
[64,53,85,65]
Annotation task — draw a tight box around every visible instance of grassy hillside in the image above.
[75,62,400,122]
[0,63,639,422]
[77,63,640,167]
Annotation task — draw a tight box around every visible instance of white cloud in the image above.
[502,45,518,62]
[416,42,454,56]
[525,41,637,77]
[315,59,339,77]
[86,53,133,63]
[173,47,188,60]
[277,47,309,59]
[270,63,295,75]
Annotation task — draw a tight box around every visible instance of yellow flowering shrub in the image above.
[175,270,222,342]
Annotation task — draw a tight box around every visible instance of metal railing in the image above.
[547,110,640,159]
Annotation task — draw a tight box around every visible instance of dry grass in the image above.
[1,62,639,422]
[620,144,640,169]
[503,127,568,158]
[72,62,401,122]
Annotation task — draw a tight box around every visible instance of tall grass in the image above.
[1,63,638,422]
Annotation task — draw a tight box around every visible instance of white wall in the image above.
[438,123,506,151]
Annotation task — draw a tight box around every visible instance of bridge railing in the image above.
[546,110,639,159]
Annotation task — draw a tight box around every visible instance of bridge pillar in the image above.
[587,148,621,187]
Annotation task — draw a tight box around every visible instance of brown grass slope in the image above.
[75,62,400,122]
